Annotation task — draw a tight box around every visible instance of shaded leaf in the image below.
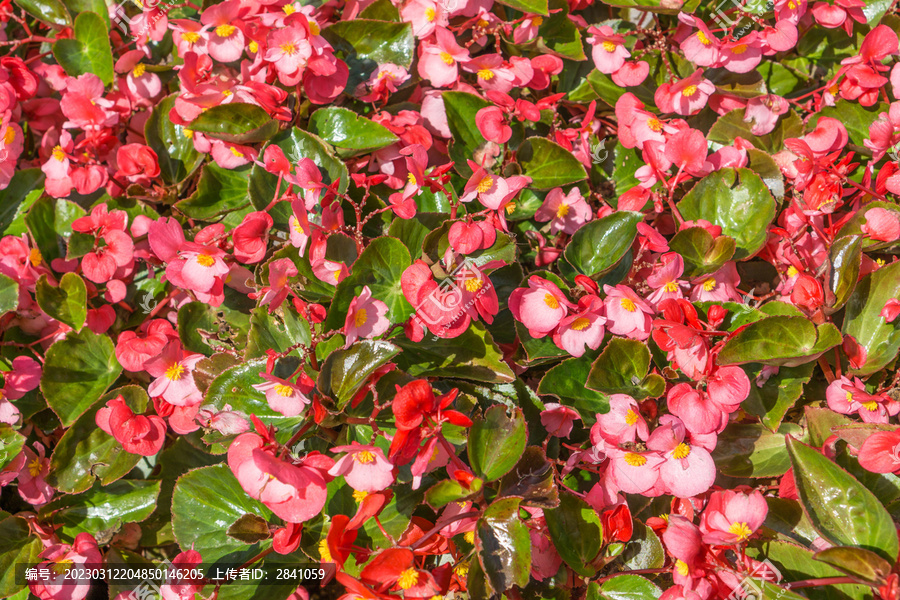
[469,405,527,481]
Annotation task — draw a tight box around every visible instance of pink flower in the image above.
[2,355,42,399]
[591,394,649,446]
[462,54,515,93]
[96,395,167,456]
[646,253,688,306]
[232,211,273,264]
[265,27,313,84]
[115,319,175,372]
[859,430,900,475]
[882,299,900,322]
[30,533,102,600]
[587,26,630,74]
[861,207,900,242]
[552,295,606,357]
[344,285,390,347]
[679,16,720,67]
[228,432,329,523]
[258,257,298,311]
[252,373,311,417]
[647,416,715,498]
[160,550,205,600]
[699,490,768,545]
[744,94,790,136]
[116,143,160,186]
[17,443,53,506]
[655,70,715,116]
[540,403,581,437]
[664,128,712,178]
[534,187,593,235]
[200,0,246,63]
[603,284,654,340]
[662,515,703,572]
[417,27,469,88]
[689,262,742,303]
[145,341,204,406]
[509,276,573,338]
[476,106,511,144]
[399,0,448,38]
[826,375,900,423]
[328,442,395,492]
[607,446,664,494]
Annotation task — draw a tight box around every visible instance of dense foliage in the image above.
[2,0,900,598]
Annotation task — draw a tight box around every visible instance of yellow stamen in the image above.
[132,63,146,78]
[182,31,200,44]
[703,278,717,292]
[308,21,320,35]
[52,560,73,576]
[681,85,698,97]
[476,176,493,193]
[675,559,690,576]
[407,172,418,186]
[354,308,368,328]
[28,458,43,477]
[453,561,469,578]
[215,24,236,37]
[625,409,639,426]
[274,384,294,397]
[728,521,752,541]
[477,68,494,80]
[355,450,375,464]
[647,117,662,132]
[440,51,454,65]
[787,265,799,278]
[249,40,259,53]
[318,539,333,562]
[222,89,233,97]
[197,254,216,267]
[3,126,14,145]
[333,269,342,282]
[601,40,616,52]
[52,145,66,161]
[230,147,245,158]
[397,568,419,590]
[505,202,516,214]
[543,294,559,309]
[464,277,483,292]
[556,203,570,219]
[464,531,475,544]
[571,317,590,331]
[620,297,636,312]
[165,363,185,381]
[861,400,879,411]
[664,281,678,292]
[28,248,42,267]
[672,443,691,459]
[352,489,368,502]
[531,16,543,25]
[845,391,853,402]
[731,44,748,55]
[697,31,711,45]
[183,128,194,138]
[283,3,296,14]
[425,6,436,20]
[623,452,646,467]
[280,42,298,55]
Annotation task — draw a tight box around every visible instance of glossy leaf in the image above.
[677,168,775,260]
[425,477,484,508]
[317,340,400,408]
[468,405,527,481]
[443,91,492,178]
[718,316,843,367]
[842,260,900,375]
[497,446,559,508]
[786,436,899,561]
[495,0,548,14]
[668,227,737,278]
[741,362,814,430]
[145,95,204,184]
[519,137,588,189]
[0,169,45,235]
[41,328,122,427]
[814,546,893,586]
[13,0,70,26]
[747,540,870,600]
[476,497,532,593]
[712,423,803,477]
[825,234,862,313]
[0,426,25,474]
[586,338,665,400]
[593,575,661,600]
[395,322,515,383]
[0,516,42,597]
[708,108,804,153]
[322,20,415,88]
[563,211,642,279]
[35,273,87,331]
[26,197,85,263]
[544,491,602,577]
[309,107,398,152]
[53,12,114,85]
[0,274,18,316]
[189,104,279,144]
[176,163,252,222]
[538,351,610,423]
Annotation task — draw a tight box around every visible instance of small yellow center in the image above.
[425,6,436,20]
[318,539,333,562]
[222,89,233,97]
[28,458,43,477]
[216,24,236,37]
[280,42,298,55]
[676,559,690,576]
[333,270,342,282]
[672,443,691,459]
[602,40,616,52]
[556,203,570,219]
[625,409,639,426]
[543,294,559,309]
[197,254,216,267]
[464,277,483,292]
[647,117,662,132]
[132,63,146,77]
[464,530,475,544]
[861,400,879,411]
[531,16,543,25]
[681,85,698,97]
[477,18,489,27]
[571,317,590,331]
[454,561,469,578]
[477,68,495,80]
[166,363,186,381]
[182,31,200,44]
[624,452,647,467]
[703,278,717,292]
[352,489,368,502]
[477,176,493,193]
[407,172,418,186]
[731,44,748,55]
[52,145,65,161]
[440,51,454,65]
[664,281,679,292]
[308,21,320,35]
[787,265,799,278]
[397,568,419,590]
[183,128,194,138]
[52,560,74,576]
[28,248,42,267]
[355,450,376,464]
[697,31,711,45]
[283,3,296,14]
[620,297,636,312]
[3,126,14,145]
[788,0,796,6]
[505,202,516,214]
[728,521,752,541]
[274,384,294,397]
[249,40,259,53]
[354,308,368,328]
[230,147,244,158]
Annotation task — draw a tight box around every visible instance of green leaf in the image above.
[469,405,527,481]
[394,322,515,383]
[593,575,661,600]
[145,95,204,185]
[52,12,113,85]
[476,497,532,593]
[308,107,398,152]
[677,167,775,260]
[815,546,893,586]
[317,340,400,409]
[712,423,803,477]
[786,436,899,561]
[47,386,148,494]
[359,0,400,19]
[323,237,413,329]
[322,20,414,88]
[497,446,559,508]
[746,148,785,202]
[519,137,588,189]
[41,328,121,427]
[708,109,804,154]
[741,362,814,431]
[0,516,42,597]
[538,352,610,422]
[502,0,578,57]
[443,91,492,178]
[668,227,737,278]
[227,513,272,545]
[387,212,447,259]
[0,274,18,316]
[26,197,85,263]
[825,234,862,314]
[593,0,699,13]
[616,521,665,570]
[842,260,900,375]
[586,338,665,400]
[35,273,87,330]
[747,540,870,600]
[40,479,161,542]
[0,169,45,235]
[245,306,311,360]
[425,477,485,508]
[718,316,843,367]
[544,491,603,577]
[189,103,279,144]
[13,0,70,26]
[563,211,642,279]
[176,163,251,221]
[172,464,274,563]
[0,426,25,474]
[495,0,547,14]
